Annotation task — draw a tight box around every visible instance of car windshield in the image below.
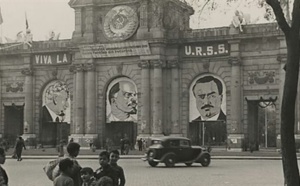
[151,140,162,145]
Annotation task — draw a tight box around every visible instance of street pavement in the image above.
[6,158,285,186]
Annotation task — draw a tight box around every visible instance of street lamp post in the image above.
[58,111,65,143]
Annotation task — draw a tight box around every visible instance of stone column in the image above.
[85,63,98,142]
[152,60,164,136]
[21,68,36,146]
[74,64,85,134]
[227,40,243,151]
[169,60,181,136]
[138,60,151,136]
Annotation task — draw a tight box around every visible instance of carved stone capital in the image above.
[151,60,165,68]
[138,60,150,69]
[277,54,287,63]
[167,60,179,68]
[69,64,85,73]
[228,57,241,66]
[21,68,33,76]
[85,63,95,71]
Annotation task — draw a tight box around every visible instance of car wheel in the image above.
[185,163,193,167]
[148,160,159,167]
[200,154,211,167]
[164,154,176,167]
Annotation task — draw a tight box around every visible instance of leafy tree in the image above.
[181,0,294,28]
[266,1,300,185]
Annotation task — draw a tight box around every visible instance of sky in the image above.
[0,0,271,42]
[0,0,74,41]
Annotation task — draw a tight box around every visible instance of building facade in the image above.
[0,0,295,150]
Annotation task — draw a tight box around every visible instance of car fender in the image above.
[160,152,177,162]
[195,152,210,162]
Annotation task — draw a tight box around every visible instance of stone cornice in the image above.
[176,23,282,43]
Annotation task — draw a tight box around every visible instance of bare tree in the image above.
[266,0,300,185]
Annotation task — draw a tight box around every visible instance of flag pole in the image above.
[0,7,3,44]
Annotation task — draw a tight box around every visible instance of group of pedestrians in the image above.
[44,142,126,186]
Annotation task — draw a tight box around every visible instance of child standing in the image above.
[94,151,117,186]
[80,167,97,186]
[53,158,74,186]
[109,150,125,186]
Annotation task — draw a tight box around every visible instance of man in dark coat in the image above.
[15,137,26,161]
[191,75,226,122]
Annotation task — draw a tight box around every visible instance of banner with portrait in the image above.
[42,80,71,123]
[189,74,226,122]
[106,77,138,123]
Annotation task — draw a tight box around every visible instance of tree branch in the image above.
[266,0,290,36]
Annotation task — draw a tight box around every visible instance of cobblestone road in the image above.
[6,158,284,186]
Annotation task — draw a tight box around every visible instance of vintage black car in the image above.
[142,136,211,167]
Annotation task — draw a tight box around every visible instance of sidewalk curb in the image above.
[7,155,285,160]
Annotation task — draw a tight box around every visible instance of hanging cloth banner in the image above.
[79,41,151,58]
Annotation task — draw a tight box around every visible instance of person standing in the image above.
[53,158,74,186]
[137,139,143,152]
[94,151,117,186]
[0,147,8,186]
[51,142,82,186]
[109,150,125,186]
[15,136,26,161]
[122,136,130,155]
[80,167,97,186]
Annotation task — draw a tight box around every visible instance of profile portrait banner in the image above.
[80,41,151,58]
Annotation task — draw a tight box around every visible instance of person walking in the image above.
[15,136,26,161]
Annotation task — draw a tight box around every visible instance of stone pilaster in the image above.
[138,60,151,136]
[85,6,95,42]
[227,40,243,150]
[137,0,149,39]
[151,60,164,136]
[74,64,85,134]
[21,68,36,147]
[21,68,34,134]
[150,0,165,38]
[73,8,83,40]
[228,57,241,133]
[168,60,181,136]
[85,63,97,135]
